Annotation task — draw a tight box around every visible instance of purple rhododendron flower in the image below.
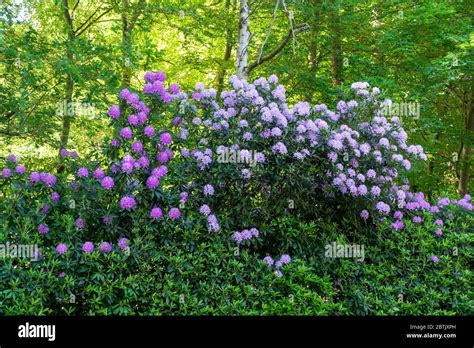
[93,168,105,180]
[159,132,172,145]
[199,204,211,216]
[120,196,136,210]
[157,151,170,163]
[232,231,242,243]
[376,201,390,214]
[108,105,120,119]
[207,214,220,232]
[263,256,274,266]
[394,211,403,220]
[75,218,85,229]
[7,154,17,163]
[155,70,166,82]
[180,191,188,203]
[128,114,139,126]
[2,168,12,178]
[121,161,134,174]
[168,207,181,220]
[82,242,94,254]
[30,172,40,182]
[152,165,168,178]
[390,220,404,231]
[150,207,163,220]
[119,127,133,140]
[137,156,150,169]
[111,138,120,147]
[38,223,49,234]
[42,173,57,187]
[119,88,131,99]
[15,165,26,174]
[99,242,113,253]
[169,83,180,94]
[146,176,159,189]
[250,228,259,237]
[132,141,143,153]
[203,184,214,196]
[138,112,148,124]
[280,254,291,264]
[144,71,156,83]
[59,149,69,158]
[51,192,60,202]
[101,176,114,190]
[56,243,68,255]
[118,237,129,250]
[77,167,89,178]
[144,125,155,137]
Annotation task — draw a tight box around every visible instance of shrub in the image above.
[0,72,471,315]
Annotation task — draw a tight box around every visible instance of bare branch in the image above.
[95,18,121,23]
[247,23,309,74]
[281,0,296,54]
[73,8,100,35]
[75,5,117,37]
[257,0,280,65]
[71,0,80,16]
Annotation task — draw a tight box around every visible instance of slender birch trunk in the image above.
[236,0,250,79]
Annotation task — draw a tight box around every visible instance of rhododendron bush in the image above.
[0,72,472,315]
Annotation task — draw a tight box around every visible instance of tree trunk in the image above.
[236,0,250,79]
[306,24,319,102]
[58,0,75,169]
[458,91,473,196]
[216,0,236,93]
[121,0,132,89]
[329,1,343,86]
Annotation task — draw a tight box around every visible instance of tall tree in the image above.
[216,0,237,93]
[121,0,145,89]
[236,0,250,78]
[58,0,117,169]
[329,0,343,86]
